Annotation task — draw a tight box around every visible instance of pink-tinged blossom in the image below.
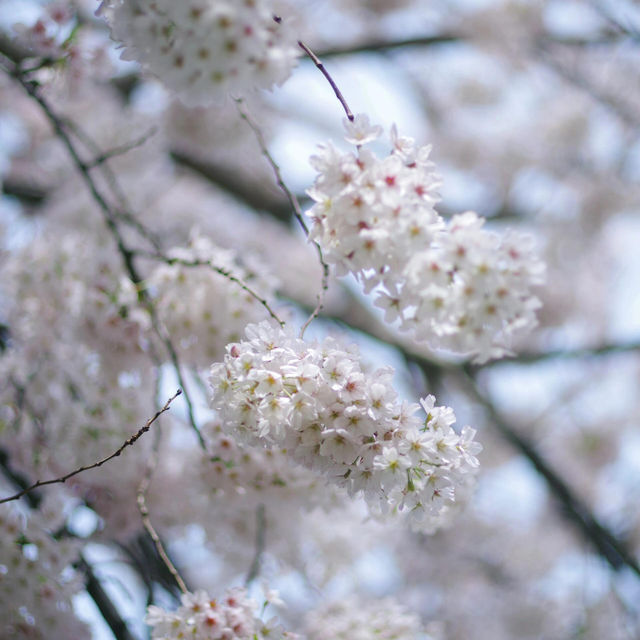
[145,586,290,640]
[210,321,481,532]
[307,115,545,362]
[97,0,300,104]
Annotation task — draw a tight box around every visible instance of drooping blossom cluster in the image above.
[210,321,481,532]
[307,114,545,362]
[148,234,278,368]
[145,586,293,640]
[97,0,300,104]
[0,495,89,640]
[304,595,429,640]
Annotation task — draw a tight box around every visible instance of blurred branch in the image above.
[234,97,329,335]
[456,366,640,579]
[79,557,137,640]
[314,31,632,59]
[170,149,294,223]
[478,339,640,368]
[2,177,48,206]
[0,449,137,640]
[2,61,205,449]
[244,504,266,587]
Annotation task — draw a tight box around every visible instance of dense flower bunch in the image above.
[210,321,481,532]
[12,1,76,59]
[148,235,278,368]
[97,0,300,104]
[146,587,292,640]
[0,496,89,639]
[304,595,427,640]
[307,115,545,362]
[3,232,149,373]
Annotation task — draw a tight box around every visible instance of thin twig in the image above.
[0,390,181,505]
[244,504,266,587]
[234,98,308,235]
[235,98,330,336]
[136,249,285,327]
[85,127,158,169]
[313,32,627,59]
[60,115,163,252]
[297,40,354,121]
[136,416,189,595]
[472,339,640,368]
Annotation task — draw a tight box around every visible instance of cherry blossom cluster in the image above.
[97,0,300,104]
[307,115,545,362]
[146,587,293,640]
[0,496,89,639]
[210,321,481,532]
[148,235,278,368]
[304,595,428,640]
[12,1,76,59]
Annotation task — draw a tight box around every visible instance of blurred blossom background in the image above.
[1,0,640,639]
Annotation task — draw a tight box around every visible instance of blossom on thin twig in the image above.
[210,321,481,532]
[146,586,295,640]
[307,115,545,362]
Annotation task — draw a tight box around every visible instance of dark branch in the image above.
[0,390,181,505]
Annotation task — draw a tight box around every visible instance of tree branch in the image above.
[0,390,181,505]
[456,366,640,578]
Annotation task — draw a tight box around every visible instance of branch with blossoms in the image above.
[2,2,639,639]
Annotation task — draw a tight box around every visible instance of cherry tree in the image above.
[0,1,639,639]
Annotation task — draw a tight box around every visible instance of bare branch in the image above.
[297,40,354,122]
[0,390,181,505]
[234,98,330,336]
[315,33,461,57]
[136,248,285,327]
[85,126,158,169]
[137,415,189,595]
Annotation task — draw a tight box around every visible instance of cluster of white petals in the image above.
[149,235,278,367]
[146,586,292,640]
[210,321,481,532]
[0,496,89,639]
[307,114,545,362]
[304,595,428,640]
[97,0,300,104]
